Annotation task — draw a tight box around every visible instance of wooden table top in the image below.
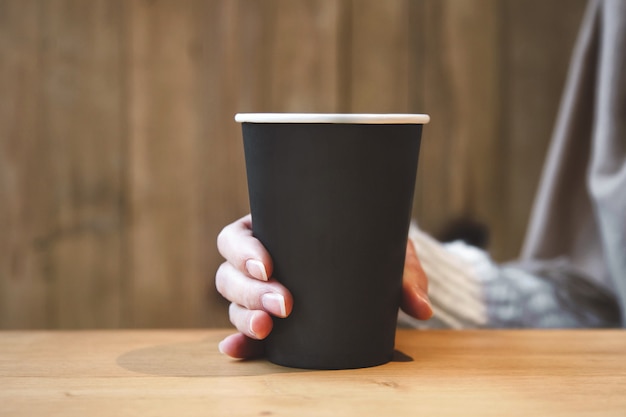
[1,329,625,416]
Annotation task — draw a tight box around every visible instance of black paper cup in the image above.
[236,113,429,369]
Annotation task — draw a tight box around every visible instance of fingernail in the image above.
[248,312,263,338]
[218,339,226,355]
[419,292,434,317]
[246,259,268,281]
[261,293,288,318]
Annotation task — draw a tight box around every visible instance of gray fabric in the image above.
[484,262,621,327]
[519,0,626,325]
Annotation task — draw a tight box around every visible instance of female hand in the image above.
[215,214,432,358]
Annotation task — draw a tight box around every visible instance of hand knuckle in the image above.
[216,227,229,256]
[215,263,229,295]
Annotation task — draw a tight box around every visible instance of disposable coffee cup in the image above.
[236,113,429,369]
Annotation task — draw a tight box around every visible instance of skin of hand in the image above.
[215,214,433,359]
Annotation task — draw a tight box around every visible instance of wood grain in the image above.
[415,0,502,248]
[1,329,625,416]
[42,0,126,329]
[264,0,341,112]
[0,0,50,328]
[0,0,126,328]
[126,0,222,327]
[348,0,411,113]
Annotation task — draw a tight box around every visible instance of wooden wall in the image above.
[0,0,587,329]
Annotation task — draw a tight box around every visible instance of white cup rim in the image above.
[235,113,430,124]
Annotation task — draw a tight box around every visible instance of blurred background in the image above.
[0,0,586,329]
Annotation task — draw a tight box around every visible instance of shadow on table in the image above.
[116,337,412,377]
[116,337,302,377]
